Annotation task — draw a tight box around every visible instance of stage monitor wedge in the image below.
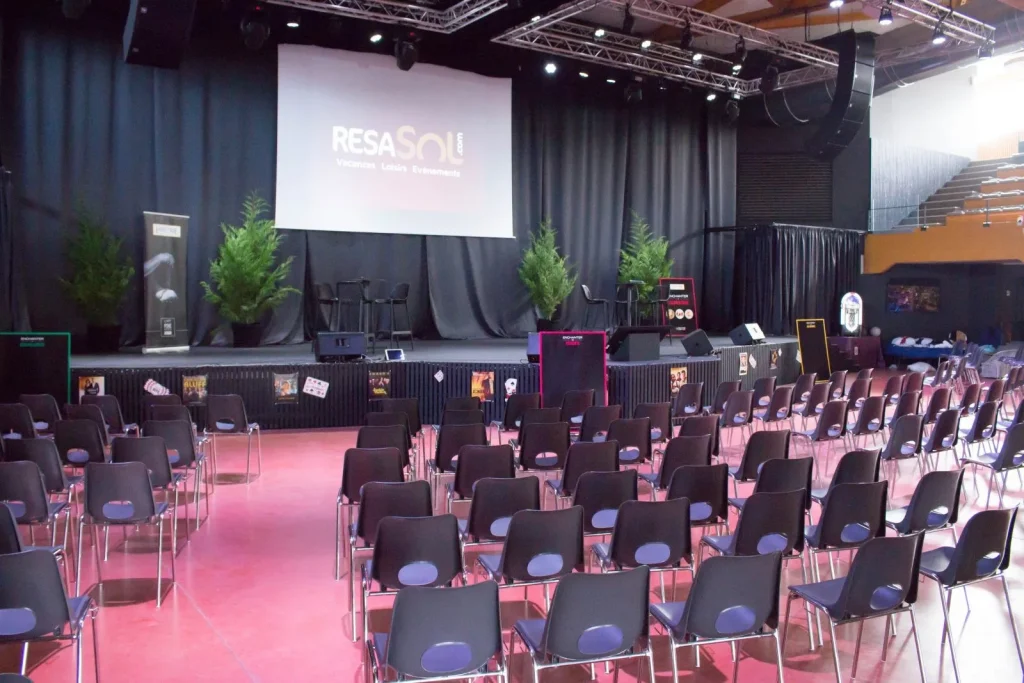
[681,329,714,357]
[729,323,766,346]
[606,326,669,362]
[314,332,366,362]
[123,0,198,69]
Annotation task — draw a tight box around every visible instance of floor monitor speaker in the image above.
[681,329,714,357]
[314,332,366,362]
[728,323,766,346]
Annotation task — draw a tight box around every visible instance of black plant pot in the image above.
[86,325,122,353]
[231,322,264,348]
[536,318,556,332]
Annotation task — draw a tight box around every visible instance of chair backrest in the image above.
[962,401,999,444]
[1009,400,1024,430]
[935,507,1017,586]
[385,581,502,679]
[465,476,540,542]
[452,444,515,499]
[149,404,193,423]
[675,553,782,639]
[540,566,650,661]
[64,404,109,445]
[729,489,805,556]
[881,373,905,401]
[205,394,250,433]
[751,377,777,408]
[389,282,410,300]
[606,418,652,465]
[634,402,671,442]
[82,394,128,433]
[897,469,964,533]
[498,506,584,582]
[440,409,485,426]
[903,371,925,395]
[678,414,719,456]
[814,481,888,550]
[922,408,960,454]
[828,370,848,399]
[923,387,952,425]
[111,435,174,488]
[881,414,924,461]
[559,390,596,424]
[672,382,704,419]
[849,396,885,436]
[735,429,790,481]
[708,381,741,414]
[796,383,830,416]
[141,419,198,468]
[434,423,488,472]
[666,463,729,525]
[894,390,922,421]
[559,441,619,496]
[84,461,158,523]
[995,423,1024,470]
[520,421,571,470]
[833,534,923,619]
[985,378,1006,404]
[761,386,794,423]
[54,419,106,465]
[355,480,432,545]
[959,383,982,415]
[571,470,638,534]
[658,435,712,487]
[791,374,816,406]
[0,504,24,554]
[754,457,814,511]
[578,405,623,442]
[827,449,881,491]
[0,461,50,522]
[0,549,73,639]
[371,514,463,590]
[846,378,871,406]
[500,393,541,431]
[720,391,754,428]
[340,447,405,503]
[856,368,874,381]
[810,400,848,441]
[4,439,69,494]
[581,283,595,302]
[17,395,61,434]
[378,398,423,435]
[607,498,691,569]
[357,425,411,469]
[366,412,414,453]
[0,404,37,440]
[141,394,182,423]
[444,397,481,413]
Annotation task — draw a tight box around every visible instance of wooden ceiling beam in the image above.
[753,9,872,28]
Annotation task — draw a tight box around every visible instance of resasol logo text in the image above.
[332,126,464,166]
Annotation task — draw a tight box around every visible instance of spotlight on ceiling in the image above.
[579,71,589,78]
[878,4,893,25]
[732,36,747,72]
[759,64,779,94]
[978,43,994,59]
[544,62,557,74]
[240,5,271,51]
[370,32,384,43]
[931,24,947,45]
[531,14,541,21]
[286,11,301,28]
[731,91,741,100]
[829,0,844,8]
[706,91,717,102]
[625,79,642,103]
[62,0,91,19]
[732,63,743,73]
[679,22,693,49]
[594,28,606,38]
[395,32,420,71]
[641,39,652,49]
[724,99,740,124]
[606,77,617,84]
[622,4,635,34]
[692,52,704,62]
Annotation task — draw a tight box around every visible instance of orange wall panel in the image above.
[864,221,1024,274]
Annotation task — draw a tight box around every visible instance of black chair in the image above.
[358,423,414,474]
[376,282,414,350]
[17,394,61,436]
[54,419,107,467]
[429,423,488,504]
[512,566,654,683]
[347,480,432,641]
[439,409,485,427]
[366,581,506,683]
[753,386,795,430]
[634,402,671,447]
[141,394,183,423]
[918,507,1022,683]
[110,436,186,550]
[958,382,982,416]
[0,463,73,583]
[559,389,595,427]
[0,404,38,440]
[64,404,110,446]
[460,476,540,545]
[666,463,729,537]
[491,393,541,444]
[921,407,961,471]
[827,370,848,400]
[885,469,964,543]
[904,371,926,396]
[678,414,720,459]
[581,283,612,331]
[360,514,463,642]
[446,444,515,513]
[718,390,754,448]
[751,376,777,411]
[704,380,741,415]
[546,440,619,508]
[518,421,570,472]
[845,395,885,450]
[880,373,905,409]
[571,470,638,535]
[148,403,193,424]
[885,391,922,430]
[985,377,1007,405]
[845,378,871,411]
[592,498,693,602]
[315,282,340,331]
[792,383,830,432]
[335,447,404,580]
[651,552,784,682]
[4,438,82,508]
[793,399,848,483]
[727,457,814,517]
[639,434,711,499]
[576,405,622,443]
[444,397,481,413]
[76,462,176,607]
[791,374,816,407]
[605,417,652,469]
[963,422,1024,508]
[204,394,261,483]
[377,397,424,456]
[0,549,98,681]
[958,400,999,464]
[997,396,1024,432]
[672,382,704,425]
[508,407,561,450]
[727,429,790,497]
[922,386,952,430]
[142,419,211,531]
[81,394,137,437]
[781,534,927,683]
[810,448,881,508]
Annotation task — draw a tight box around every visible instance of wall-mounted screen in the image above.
[886,280,940,313]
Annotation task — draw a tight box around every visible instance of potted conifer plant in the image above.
[61,209,135,352]
[201,191,299,347]
[618,210,673,321]
[518,218,577,331]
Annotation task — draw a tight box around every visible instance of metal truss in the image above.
[265,0,507,33]
[861,0,995,44]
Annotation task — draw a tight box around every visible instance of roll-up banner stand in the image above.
[143,212,190,353]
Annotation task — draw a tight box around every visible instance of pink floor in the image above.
[5,422,1024,682]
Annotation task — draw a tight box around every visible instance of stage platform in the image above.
[71,336,801,430]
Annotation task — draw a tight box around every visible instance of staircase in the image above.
[897,157,1016,228]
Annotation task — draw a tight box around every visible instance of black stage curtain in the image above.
[2,13,732,343]
[704,224,862,336]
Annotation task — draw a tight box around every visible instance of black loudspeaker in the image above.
[681,329,714,357]
[606,326,669,362]
[123,0,198,69]
[314,332,366,362]
[728,323,766,346]
[806,31,875,161]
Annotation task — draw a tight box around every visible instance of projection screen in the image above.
[275,45,514,238]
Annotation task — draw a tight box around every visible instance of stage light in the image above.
[732,91,741,100]
[732,63,743,73]
[878,5,893,25]
[62,0,91,19]
[641,39,652,49]
[679,22,693,49]
[706,92,717,102]
[931,24,947,45]
[724,99,740,123]
[579,71,589,78]
[286,11,301,28]
[544,62,557,74]
[759,64,779,94]
[692,52,704,62]
[606,77,617,84]
[622,4,635,34]
[732,36,747,72]
[829,0,844,8]
[978,43,994,59]
[625,80,642,103]
[395,32,420,71]
[240,5,271,51]
[531,15,541,21]
[594,28,606,38]
[370,33,383,43]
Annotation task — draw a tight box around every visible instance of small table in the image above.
[831,336,884,369]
